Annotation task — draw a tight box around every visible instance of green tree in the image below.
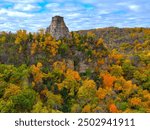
[11,89,36,112]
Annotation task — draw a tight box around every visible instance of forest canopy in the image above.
[0,27,150,113]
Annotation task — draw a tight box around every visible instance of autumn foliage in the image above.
[0,28,150,113]
[101,73,116,88]
[109,104,118,113]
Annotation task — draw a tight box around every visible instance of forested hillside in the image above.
[0,27,150,113]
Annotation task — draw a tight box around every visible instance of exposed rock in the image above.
[46,16,69,40]
[66,59,74,70]
[74,50,84,61]
[79,62,89,73]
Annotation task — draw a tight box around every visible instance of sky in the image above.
[0,0,150,32]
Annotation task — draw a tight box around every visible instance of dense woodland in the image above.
[0,27,150,113]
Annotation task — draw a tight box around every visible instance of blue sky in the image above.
[0,0,150,32]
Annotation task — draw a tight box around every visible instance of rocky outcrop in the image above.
[78,62,89,73]
[66,59,74,70]
[46,16,69,40]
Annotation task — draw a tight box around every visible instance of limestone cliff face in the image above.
[46,16,69,40]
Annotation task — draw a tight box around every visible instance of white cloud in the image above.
[128,17,136,20]
[0,17,7,20]
[46,3,60,8]
[4,0,43,3]
[13,4,40,11]
[0,9,6,14]
[66,13,81,18]
[116,2,140,12]
[8,11,34,17]
[80,0,99,4]
[1,0,150,32]
[46,3,83,13]
[128,5,140,12]
[116,2,128,6]
[0,8,34,17]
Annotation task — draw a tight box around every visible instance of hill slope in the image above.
[0,27,150,113]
